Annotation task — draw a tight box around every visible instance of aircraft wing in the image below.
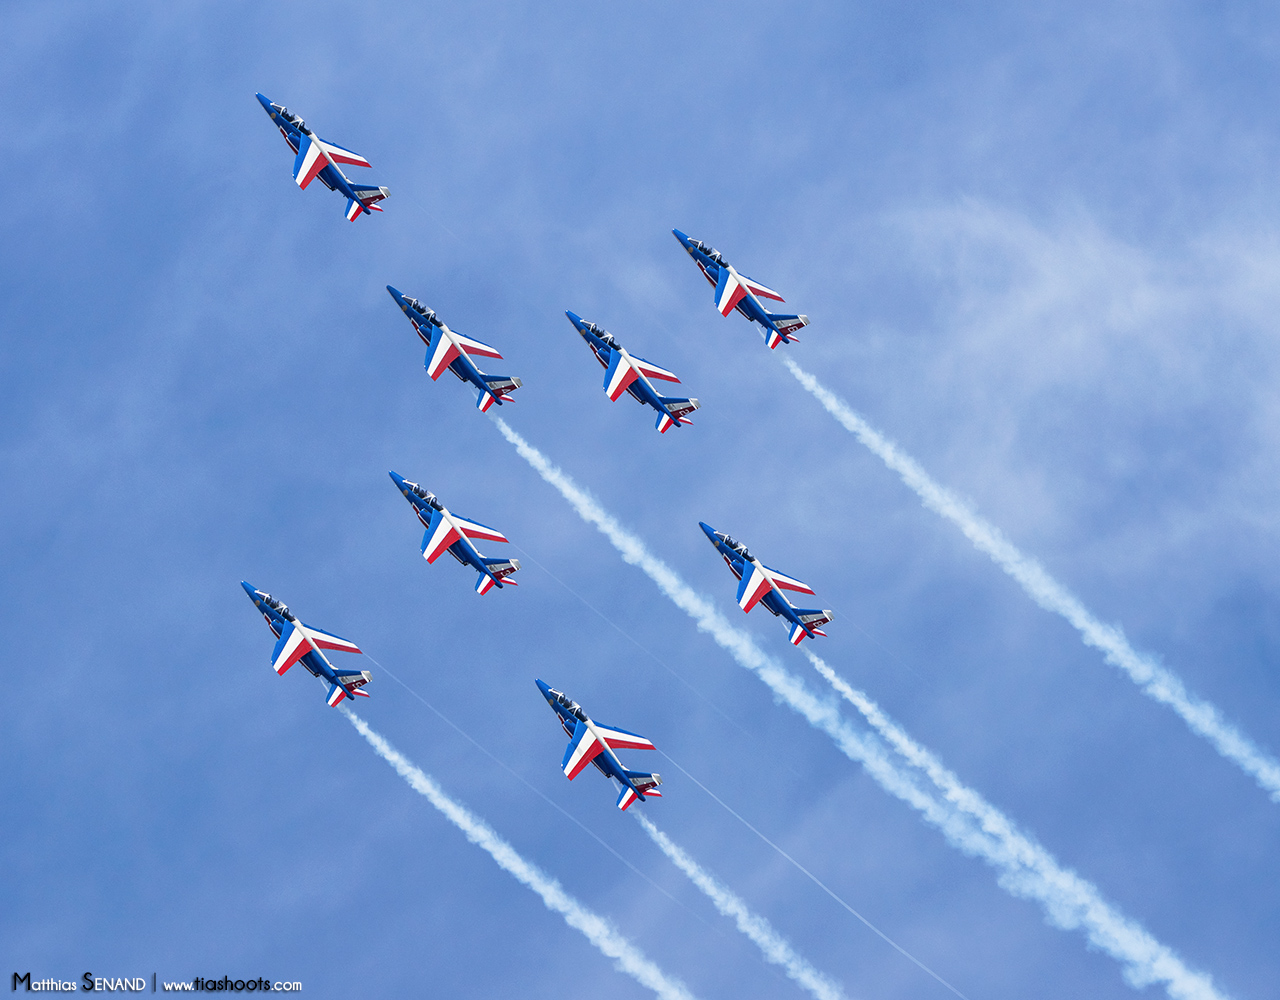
[421,509,463,563]
[270,621,361,675]
[562,719,605,779]
[317,138,371,169]
[735,564,774,613]
[603,351,639,401]
[762,564,817,594]
[592,723,656,751]
[452,515,508,544]
[292,134,330,190]
[631,356,681,383]
[740,275,784,302]
[425,325,462,380]
[715,265,786,317]
[452,331,504,360]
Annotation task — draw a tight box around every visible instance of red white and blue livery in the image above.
[390,472,520,594]
[387,286,522,412]
[255,93,389,221]
[241,582,372,707]
[699,522,833,645]
[565,311,699,433]
[536,680,662,811]
[673,229,809,350]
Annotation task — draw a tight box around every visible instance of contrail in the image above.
[341,708,699,1000]
[782,355,1280,804]
[633,812,848,1000]
[490,416,1229,1000]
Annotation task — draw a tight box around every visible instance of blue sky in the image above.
[4,2,1280,997]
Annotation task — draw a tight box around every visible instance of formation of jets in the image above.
[249,96,832,805]
[389,471,521,594]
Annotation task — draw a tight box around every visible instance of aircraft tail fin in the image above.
[475,558,521,594]
[333,668,373,698]
[618,771,663,810]
[655,396,699,433]
[476,375,522,412]
[763,312,808,350]
[787,609,833,645]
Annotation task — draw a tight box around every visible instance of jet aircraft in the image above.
[536,680,662,810]
[699,522,833,645]
[255,94,389,221]
[390,472,520,594]
[565,312,699,433]
[241,582,372,706]
[672,229,809,349]
[387,286,522,412]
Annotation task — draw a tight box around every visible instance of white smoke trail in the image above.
[633,812,848,1000]
[782,355,1280,804]
[341,709,699,1000]
[490,416,1229,1000]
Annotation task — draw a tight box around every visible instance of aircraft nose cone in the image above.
[255,93,275,113]
[386,285,403,302]
[565,310,585,331]
[388,470,406,488]
[240,580,261,601]
[672,229,689,245]
[534,678,554,701]
[698,521,719,544]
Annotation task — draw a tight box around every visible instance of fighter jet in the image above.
[255,93,389,221]
[389,472,520,594]
[536,680,662,810]
[699,522,833,645]
[241,582,372,707]
[672,229,809,349]
[565,312,699,433]
[386,286,522,412]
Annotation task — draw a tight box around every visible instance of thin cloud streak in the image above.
[633,812,849,1000]
[782,354,1280,804]
[342,708,700,1000]
[492,415,1229,1000]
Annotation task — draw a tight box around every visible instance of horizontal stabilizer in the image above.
[333,668,373,697]
[475,559,520,595]
[766,312,809,335]
[477,376,521,411]
[623,769,663,797]
[655,396,698,433]
[325,682,348,707]
[788,609,833,645]
[658,396,699,420]
[344,197,366,221]
[350,185,389,210]
[617,785,640,810]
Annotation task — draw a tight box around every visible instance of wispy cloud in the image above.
[492,415,1229,1000]
[342,708,699,1000]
